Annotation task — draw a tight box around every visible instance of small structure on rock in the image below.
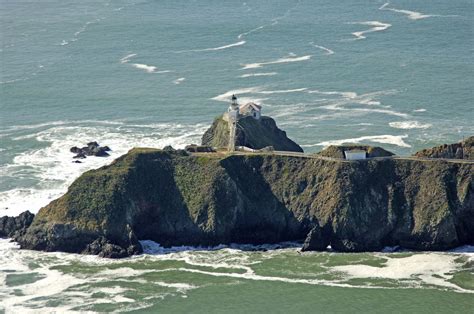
[344,150,367,160]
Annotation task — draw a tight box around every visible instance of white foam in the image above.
[309,42,334,55]
[257,88,307,94]
[379,2,457,20]
[240,72,278,78]
[176,40,246,53]
[173,77,186,85]
[348,21,391,40]
[131,63,158,73]
[311,134,411,148]
[331,253,471,292]
[211,86,265,102]
[237,2,298,40]
[120,53,137,64]
[389,121,432,129]
[241,55,312,70]
[414,108,427,112]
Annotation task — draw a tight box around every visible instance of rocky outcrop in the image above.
[319,145,394,159]
[201,116,303,152]
[414,136,474,160]
[70,141,111,159]
[15,143,473,257]
[0,211,34,238]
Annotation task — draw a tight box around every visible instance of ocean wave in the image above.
[413,108,427,112]
[309,42,334,55]
[240,72,278,78]
[389,121,432,129]
[348,21,391,40]
[120,53,137,64]
[211,86,265,102]
[310,134,411,148]
[237,1,300,40]
[257,88,307,94]
[379,2,458,20]
[173,77,186,84]
[119,54,169,73]
[175,40,246,53]
[241,55,312,70]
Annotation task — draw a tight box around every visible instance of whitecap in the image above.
[211,86,265,102]
[175,40,246,53]
[173,77,186,84]
[413,108,427,112]
[348,21,391,40]
[120,53,137,64]
[131,63,157,73]
[379,2,457,20]
[257,88,307,94]
[240,72,278,78]
[241,55,312,70]
[389,121,432,129]
[309,42,334,55]
[310,134,411,148]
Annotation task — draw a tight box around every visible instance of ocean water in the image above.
[1,0,473,312]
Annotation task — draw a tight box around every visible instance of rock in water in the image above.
[301,225,330,252]
[0,211,35,238]
[70,142,111,159]
[201,115,303,152]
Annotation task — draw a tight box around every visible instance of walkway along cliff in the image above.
[7,137,474,257]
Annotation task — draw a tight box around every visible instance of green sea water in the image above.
[1,240,473,313]
[1,0,473,312]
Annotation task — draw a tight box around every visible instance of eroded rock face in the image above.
[0,211,34,238]
[414,136,474,160]
[201,116,303,152]
[15,142,474,257]
[301,225,330,252]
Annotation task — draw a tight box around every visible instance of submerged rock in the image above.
[201,115,303,152]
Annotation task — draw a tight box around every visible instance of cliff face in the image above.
[16,148,474,257]
[414,136,474,160]
[201,116,303,152]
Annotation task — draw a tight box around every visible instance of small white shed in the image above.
[344,150,367,160]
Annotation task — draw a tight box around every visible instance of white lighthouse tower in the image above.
[227,94,239,152]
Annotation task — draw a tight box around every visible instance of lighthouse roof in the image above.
[239,102,261,114]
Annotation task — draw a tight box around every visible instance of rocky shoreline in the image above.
[1,118,472,258]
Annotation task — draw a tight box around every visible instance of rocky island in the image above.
[1,97,473,258]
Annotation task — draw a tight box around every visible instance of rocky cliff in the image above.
[201,115,303,152]
[14,146,473,257]
[414,136,474,160]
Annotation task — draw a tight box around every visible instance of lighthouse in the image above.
[227,94,239,152]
